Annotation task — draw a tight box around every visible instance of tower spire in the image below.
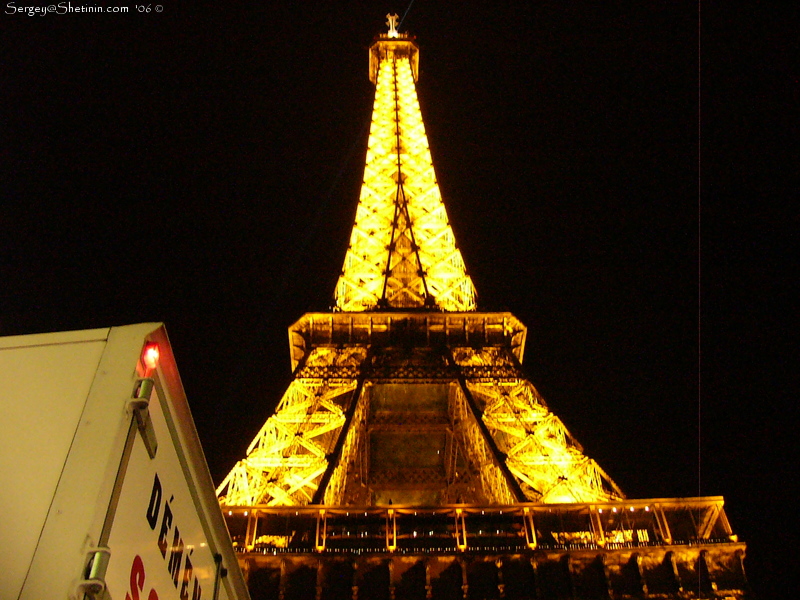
[334,31,477,312]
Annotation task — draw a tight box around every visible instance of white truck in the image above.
[0,323,249,600]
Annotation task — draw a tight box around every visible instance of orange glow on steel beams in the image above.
[335,52,476,312]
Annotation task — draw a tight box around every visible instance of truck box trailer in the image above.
[0,323,250,600]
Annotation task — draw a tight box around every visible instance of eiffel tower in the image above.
[217,18,749,600]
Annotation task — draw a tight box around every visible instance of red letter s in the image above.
[125,555,146,600]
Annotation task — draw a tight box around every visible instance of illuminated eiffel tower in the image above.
[217,18,749,600]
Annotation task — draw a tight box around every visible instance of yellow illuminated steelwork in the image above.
[218,31,622,508]
[217,28,747,600]
[216,348,365,506]
[454,349,623,503]
[335,36,477,312]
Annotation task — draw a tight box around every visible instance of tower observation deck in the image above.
[216,19,749,600]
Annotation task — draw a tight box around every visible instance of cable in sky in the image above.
[398,0,416,30]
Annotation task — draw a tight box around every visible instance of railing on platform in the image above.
[288,312,528,370]
[221,497,737,555]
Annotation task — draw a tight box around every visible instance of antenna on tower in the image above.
[386,13,400,38]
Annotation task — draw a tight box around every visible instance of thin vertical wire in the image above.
[398,0,416,30]
[697,0,703,498]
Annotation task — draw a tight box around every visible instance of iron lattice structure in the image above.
[216,33,621,509]
[217,318,625,507]
[216,23,748,600]
[334,33,476,312]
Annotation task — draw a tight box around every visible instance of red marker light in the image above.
[142,342,160,370]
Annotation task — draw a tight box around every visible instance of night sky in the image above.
[2,3,794,597]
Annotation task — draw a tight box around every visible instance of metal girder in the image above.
[322,390,369,505]
[451,347,625,503]
[334,47,476,312]
[312,370,369,505]
[219,342,625,507]
[217,349,366,506]
[448,382,519,505]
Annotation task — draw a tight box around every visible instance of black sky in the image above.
[2,3,795,597]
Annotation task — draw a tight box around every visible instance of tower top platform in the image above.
[369,33,419,84]
[288,311,527,371]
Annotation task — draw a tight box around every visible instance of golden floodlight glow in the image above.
[334,37,477,312]
[208,21,749,580]
[216,370,357,506]
[216,33,622,509]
